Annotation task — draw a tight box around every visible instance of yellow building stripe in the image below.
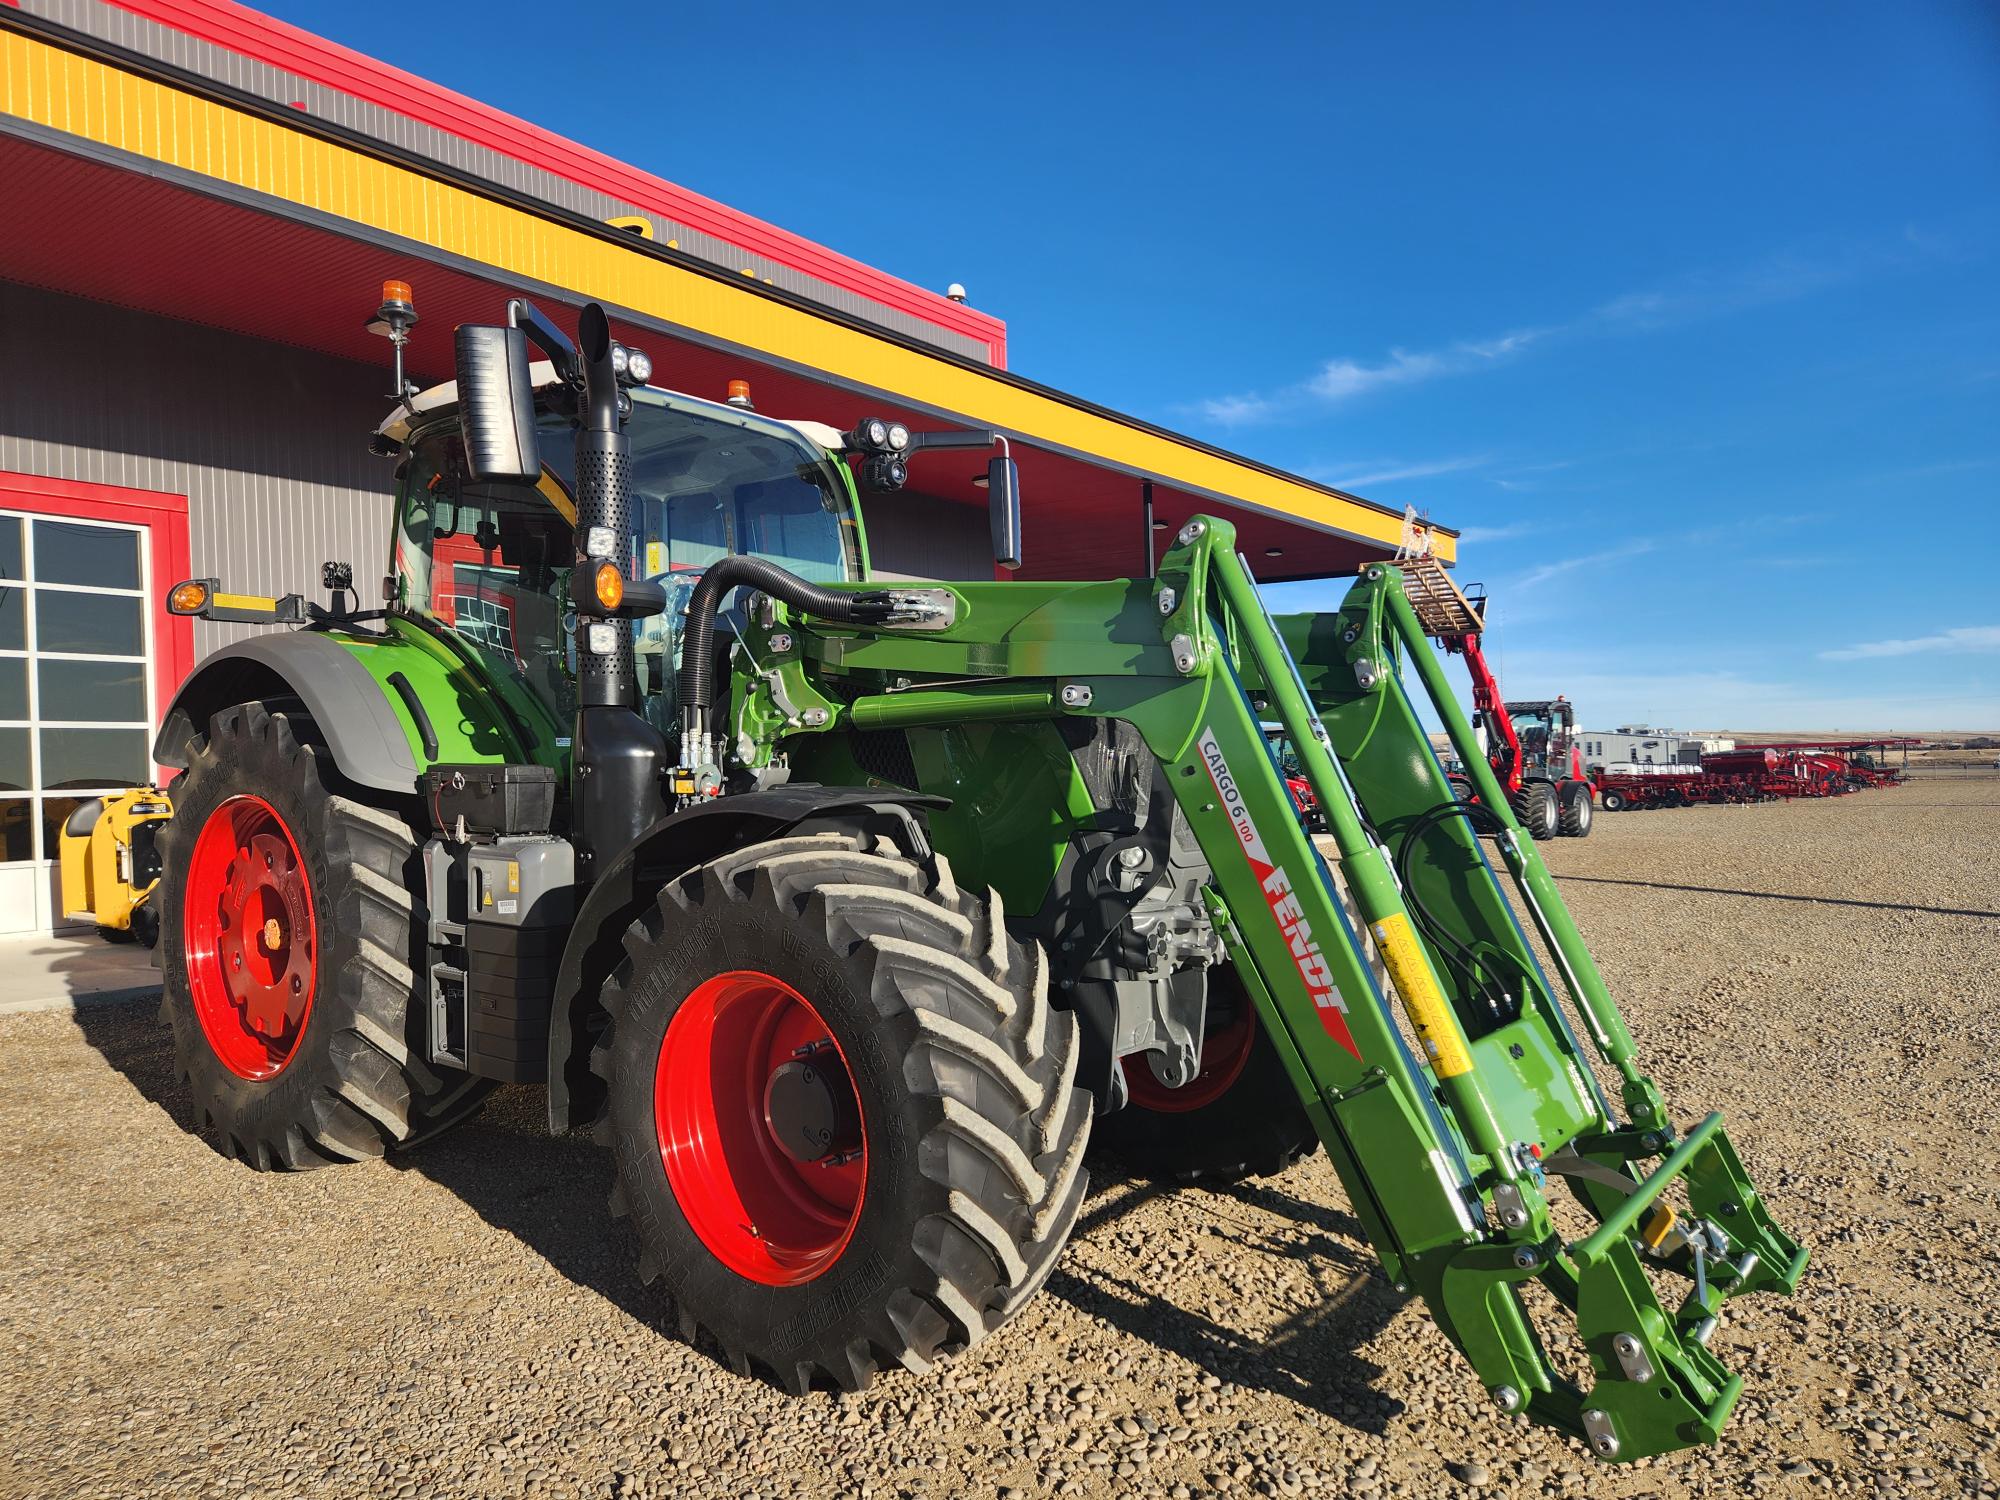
[0,30,1450,562]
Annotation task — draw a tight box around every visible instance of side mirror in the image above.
[453,324,539,482]
[987,454,1023,571]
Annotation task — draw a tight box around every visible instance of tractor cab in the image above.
[1504,696,1582,782]
[381,374,865,749]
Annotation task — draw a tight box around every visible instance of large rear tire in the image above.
[1557,779,1593,837]
[1093,967,1318,1183]
[1511,781,1560,841]
[157,703,491,1169]
[593,831,1092,1393]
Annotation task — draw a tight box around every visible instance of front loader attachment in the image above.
[1129,523,1806,1462]
[727,515,1804,1460]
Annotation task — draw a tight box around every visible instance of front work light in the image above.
[862,454,909,491]
[609,344,653,386]
[844,416,915,463]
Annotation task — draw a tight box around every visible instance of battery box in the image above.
[425,762,557,839]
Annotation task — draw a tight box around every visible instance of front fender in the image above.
[545,786,946,1132]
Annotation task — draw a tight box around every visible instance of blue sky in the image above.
[291,1,2000,729]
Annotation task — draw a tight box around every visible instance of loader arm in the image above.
[730,516,1805,1462]
[1452,630,1523,793]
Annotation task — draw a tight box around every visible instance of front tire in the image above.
[157,703,491,1169]
[1557,779,1593,837]
[1511,781,1560,840]
[593,831,1092,1393]
[1093,966,1318,1183]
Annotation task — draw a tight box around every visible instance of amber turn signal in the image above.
[593,562,625,611]
[168,580,209,614]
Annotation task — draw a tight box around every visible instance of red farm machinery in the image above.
[1593,740,1915,812]
[1397,553,1593,840]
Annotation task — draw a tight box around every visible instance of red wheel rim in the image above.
[182,795,318,1081]
[655,970,867,1286]
[1124,1002,1256,1114]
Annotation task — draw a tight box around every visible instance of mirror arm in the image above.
[905,428,1000,451]
[507,297,579,386]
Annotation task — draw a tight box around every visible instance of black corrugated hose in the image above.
[676,556,897,742]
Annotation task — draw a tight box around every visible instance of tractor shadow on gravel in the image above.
[67,1002,679,1330]
[1045,1166,1409,1433]
[70,1000,1406,1418]
[71,993,181,1119]
[387,1084,681,1326]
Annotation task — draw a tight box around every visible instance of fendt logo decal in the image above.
[1197,727,1362,1061]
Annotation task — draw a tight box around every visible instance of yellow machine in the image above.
[59,786,174,946]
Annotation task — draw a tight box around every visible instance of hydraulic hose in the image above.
[1393,798,1534,1027]
[676,555,896,757]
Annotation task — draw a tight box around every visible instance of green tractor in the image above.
[151,288,1803,1460]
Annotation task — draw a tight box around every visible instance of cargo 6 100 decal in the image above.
[1197,727,1363,1060]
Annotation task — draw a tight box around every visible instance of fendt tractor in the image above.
[150,285,1803,1462]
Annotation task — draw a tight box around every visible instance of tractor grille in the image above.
[846,728,919,789]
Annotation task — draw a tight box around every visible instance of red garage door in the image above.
[0,472,192,935]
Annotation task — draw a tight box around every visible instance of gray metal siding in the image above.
[19,0,991,364]
[0,280,394,661]
[0,279,993,636]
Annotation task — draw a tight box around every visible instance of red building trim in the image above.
[0,469,194,767]
[105,0,1008,365]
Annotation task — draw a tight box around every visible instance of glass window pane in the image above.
[0,657,23,720]
[0,727,27,792]
[0,798,30,862]
[41,796,100,868]
[38,727,147,790]
[35,520,140,590]
[37,658,145,723]
[36,590,142,656]
[0,517,21,582]
[0,588,22,652]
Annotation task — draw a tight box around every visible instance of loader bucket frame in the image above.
[730,516,1805,1461]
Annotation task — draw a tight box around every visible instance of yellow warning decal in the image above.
[1370,912,1473,1078]
[210,592,279,613]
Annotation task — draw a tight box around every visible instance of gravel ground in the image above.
[3,773,1997,1500]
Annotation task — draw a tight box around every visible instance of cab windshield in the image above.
[393,387,861,729]
[1509,709,1552,760]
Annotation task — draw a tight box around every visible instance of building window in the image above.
[0,511,155,869]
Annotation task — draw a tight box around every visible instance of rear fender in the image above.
[154,630,536,795]
[154,634,427,795]
[546,786,947,1133]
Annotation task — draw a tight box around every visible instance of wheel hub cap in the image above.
[183,795,318,1079]
[763,1048,863,1165]
[655,971,867,1286]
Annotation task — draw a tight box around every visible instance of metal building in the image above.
[0,0,1456,933]
[1578,727,1736,771]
